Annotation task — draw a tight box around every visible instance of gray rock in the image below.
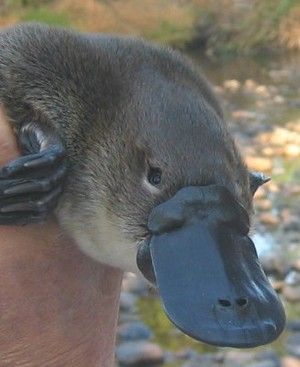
[283,285,300,302]
[119,291,137,312]
[122,273,149,295]
[118,322,152,342]
[225,350,256,366]
[116,341,164,366]
[287,321,300,331]
[282,356,300,367]
[285,271,300,286]
[286,333,300,358]
[245,361,279,367]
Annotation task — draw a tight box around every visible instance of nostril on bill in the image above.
[236,297,248,308]
[218,299,231,307]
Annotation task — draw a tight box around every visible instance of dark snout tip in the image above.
[194,319,282,349]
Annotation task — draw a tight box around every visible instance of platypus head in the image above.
[65,39,285,348]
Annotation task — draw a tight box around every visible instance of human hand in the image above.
[0,105,122,367]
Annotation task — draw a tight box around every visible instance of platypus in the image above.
[0,23,285,348]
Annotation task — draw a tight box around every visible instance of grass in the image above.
[21,7,70,27]
[0,0,299,54]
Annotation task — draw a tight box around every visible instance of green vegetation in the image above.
[137,296,217,353]
[144,20,196,48]
[0,0,299,54]
[196,0,300,55]
[21,7,70,27]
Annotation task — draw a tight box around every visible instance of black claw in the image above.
[3,165,67,195]
[0,186,62,213]
[0,121,67,225]
[0,211,49,225]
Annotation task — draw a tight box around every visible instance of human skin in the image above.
[0,105,123,367]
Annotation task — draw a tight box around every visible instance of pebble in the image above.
[260,254,287,276]
[266,182,280,193]
[286,321,300,332]
[243,79,258,92]
[122,273,149,295]
[183,354,235,367]
[245,360,280,367]
[245,156,273,172]
[286,333,300,358]
[284,144,300,157]
[226,351,256,365]
[223,79,241,92]
[116,341,164,366]
[255,85,270,98]
[232,110,258,120]
[282,356,300,367]
[285,271,300,286]
[119,291,138,312]
[292,259,300,272]
[262,147,275,157]
[117,322,152,342]
[255,198,272,211]
[273,95,285,103]
[259,212,280,227]
[269,277,284,292]
[283,285,300,303]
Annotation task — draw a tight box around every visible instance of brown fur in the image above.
[0,23,252,269]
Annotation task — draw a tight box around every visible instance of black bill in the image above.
[137,185,286,348]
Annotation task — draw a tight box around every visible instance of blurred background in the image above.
[0,1,299,366]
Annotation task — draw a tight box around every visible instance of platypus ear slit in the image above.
[249,171,271,195]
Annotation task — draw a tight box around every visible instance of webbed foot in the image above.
[0,123,67,225]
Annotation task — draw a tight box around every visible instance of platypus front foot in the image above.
[0,122,67,225]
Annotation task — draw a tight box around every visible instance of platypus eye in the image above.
[147,167,162,186]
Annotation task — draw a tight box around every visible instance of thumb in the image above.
[0,105,20,166]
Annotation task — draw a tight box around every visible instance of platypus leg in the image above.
[0,122,67,225]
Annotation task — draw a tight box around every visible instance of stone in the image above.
[175,349,200,361]
[232,110,258,120]
[286,320,300,332]
[119,291,137,312]
[244,79,258,92]
[266,182,280,193]
[245,156,272,172]
[213,85,224,94]
[183,353,230,367]
[285,271,300,286]
[282,356,300,367]
[255,198,272,211]
[116,341,164,366]
[223,79,241,92]
[245,361,279,367]
[273,95,285,104]
[117,322,152,342]
[292,259,300,272]
[260,254,287,277]
[262,147,275,157]
[283,285,300,303]
[259,212,280,227]
[290,185,300,195]
[122,272,149,295]
[286,333,300,358]
[269,277,284,292]
[284,144,300,157]
[255,85,270,98]
[226,350,256,365]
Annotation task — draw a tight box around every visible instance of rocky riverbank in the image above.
[115,54,300,367]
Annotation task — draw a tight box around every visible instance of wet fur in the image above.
[0,23,252,271]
